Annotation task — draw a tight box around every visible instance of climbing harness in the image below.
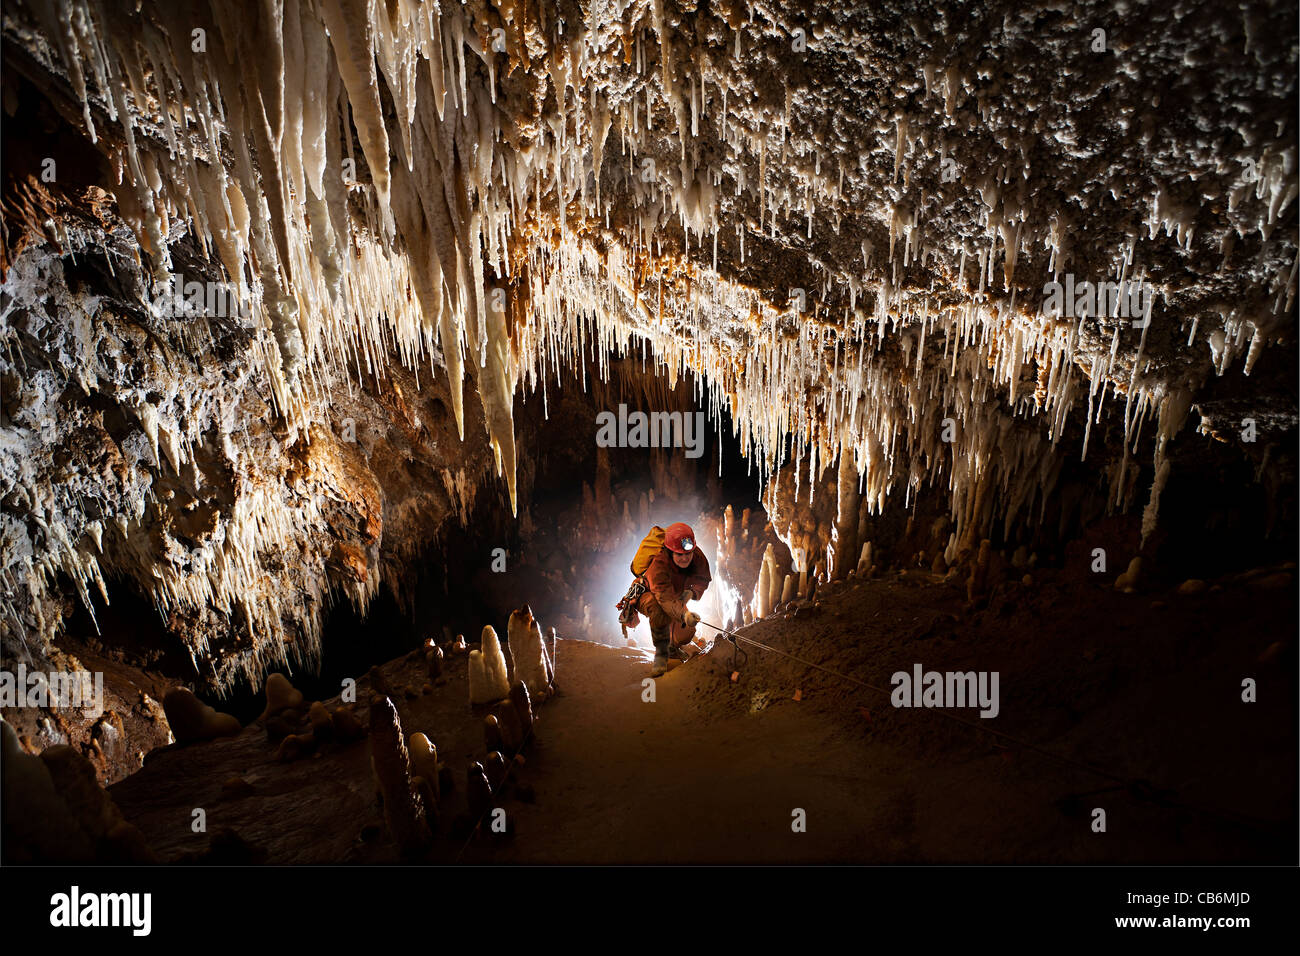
[615,577,647,639]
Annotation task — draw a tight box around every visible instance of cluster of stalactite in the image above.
[1,0,1293,687]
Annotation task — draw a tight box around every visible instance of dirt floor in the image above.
[101,559,1295,865]
[466,565,1296,864]
[107,647,502,864]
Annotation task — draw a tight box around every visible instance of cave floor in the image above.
[468,569,1296,865]
[108,562,1295,865]
[462,639,885,864]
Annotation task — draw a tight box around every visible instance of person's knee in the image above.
[644,600,673,631]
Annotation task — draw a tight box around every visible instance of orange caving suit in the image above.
[636,547,712,653]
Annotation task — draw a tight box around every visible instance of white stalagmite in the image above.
[857,542,873,575]
[754,546,772,619]
[507,606,553,703]
[469,625,510,705]
[768,551,784,611]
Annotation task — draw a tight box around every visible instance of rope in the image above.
[697,620,1278,836]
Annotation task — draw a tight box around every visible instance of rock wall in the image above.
[1,0,1294,694]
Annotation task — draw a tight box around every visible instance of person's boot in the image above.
[651,630,670,677]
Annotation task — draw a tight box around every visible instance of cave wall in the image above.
[1,215,505,693]
[1,0,1294,697]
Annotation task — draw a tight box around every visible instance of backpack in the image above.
[630,526,666,576]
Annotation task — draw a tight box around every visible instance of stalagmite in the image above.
[484,751,509,792]
[2,720,95,861]
[484,714,505,754]
[162,688,241,744]
[469,626,510,705]
[257,674,304,723]
[308,702,333,741]
[507,605,553,702]
[857,542,873,576]
[368,697,431,859]
[466,761,492,819]
[491,699,524,753]
[5,727,156,863]
[412,776,439,831]
[510,681,535,739]
[425,642,444,681]
[467,650,486,704]
[1115,557,1144,593]
[408,732,440,805]
[755,548,772,618]
[331,707,365,743]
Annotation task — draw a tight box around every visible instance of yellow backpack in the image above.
[630,526,666,576]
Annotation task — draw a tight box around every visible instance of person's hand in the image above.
[681,588,695,603]
[683,611,701,627]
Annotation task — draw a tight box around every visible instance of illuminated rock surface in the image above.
[0,0,1294,699]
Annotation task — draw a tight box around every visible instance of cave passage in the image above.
[68,357,1296,867]
[1,0,1295,883]
[201,356,770,722]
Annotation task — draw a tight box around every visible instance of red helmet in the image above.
[664,522,697,554]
